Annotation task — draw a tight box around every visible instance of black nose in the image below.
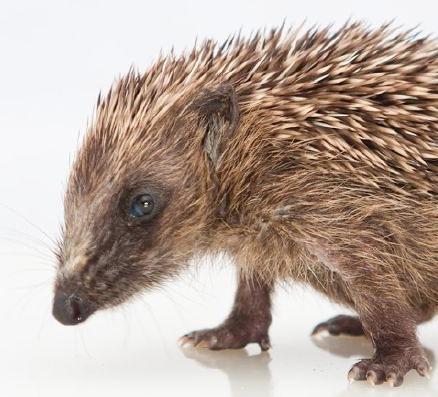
[52,291,92,326]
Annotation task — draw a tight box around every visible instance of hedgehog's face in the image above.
[53,177,180,325]
[52,83,239,326]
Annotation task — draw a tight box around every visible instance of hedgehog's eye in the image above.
[130,194,155,218]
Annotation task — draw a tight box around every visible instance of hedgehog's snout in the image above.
[52,289,95,326]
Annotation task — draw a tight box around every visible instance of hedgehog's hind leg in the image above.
[311,314,364,337]
[302,265,364,337]
[310,240,431,386]
[342,261,430,386]
[179,271,273,351]
[311,305,436,338]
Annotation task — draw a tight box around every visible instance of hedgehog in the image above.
[52,22,438,387]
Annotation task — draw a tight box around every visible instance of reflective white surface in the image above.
[2,255,438,397]
[1,1,438,396]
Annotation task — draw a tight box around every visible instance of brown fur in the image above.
[54,22,438,386]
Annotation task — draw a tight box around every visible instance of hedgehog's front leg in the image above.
[341,258,431,387]
[179,272,273,351]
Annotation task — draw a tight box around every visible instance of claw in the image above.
[386,372,403,387]
[311,324,328,336]
[386,373,396,387]
[366,371,377,386]
[178,328,269,351]
[348,351,429,387]
[259,338,271,351]
[348,366,362,383]
[416,363,431,379]
[421,368,432,380]
[178,336,193,348]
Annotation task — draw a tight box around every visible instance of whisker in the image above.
[36,302,52,341]
[77,328,94,359]
[0,202,57,246]
[141,296,171,355]
[7,267,54,278]
[0,250,56,266]
[0,236,55,261]
[4,227,56,254]
[157,283,207,308]
[153,288,189,328]
[120,306,132,349]
[8,283,48,319]
[9,279,52,291]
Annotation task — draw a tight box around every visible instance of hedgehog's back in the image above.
[218,23,438,197]
[93,22,438,197]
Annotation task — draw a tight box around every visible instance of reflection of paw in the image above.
[312,315,364,337]
[311,332,373,359]
[180,346,271,371]
[179,326,271,351]
[348,349,431,387]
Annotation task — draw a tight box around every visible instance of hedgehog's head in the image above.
[52,74,239,325]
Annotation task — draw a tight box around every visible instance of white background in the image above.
[1,1,438,396]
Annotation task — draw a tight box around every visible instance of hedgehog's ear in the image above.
[192,84,239,166]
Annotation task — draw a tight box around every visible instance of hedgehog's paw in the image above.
[312,314,364,337]
[179,325,271,351]
[348,348,431,387]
